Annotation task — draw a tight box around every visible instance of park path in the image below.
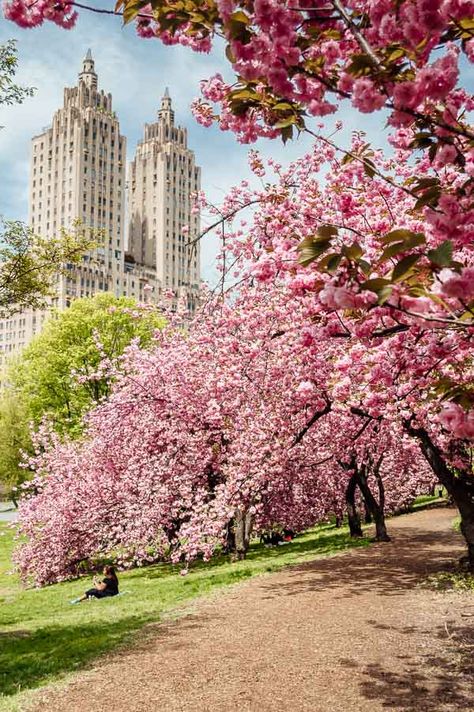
[29,508,474,712]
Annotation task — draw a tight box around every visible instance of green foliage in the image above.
[0,40,34,127]
[432,377,474,410]
[422,571,474,592]
[0,221,96,317]
[116,0,220,36]
[0,395,32,498]
[0,520,369,709]
[0,294,164,491]
[427,240,454,267]
[379,231,425,261]
[297,225,338,267]
[10,293,164,435]
[391,253,421,282]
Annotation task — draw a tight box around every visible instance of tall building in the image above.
[30,48,126,291]
[128,90,201,312]
[0,51,160,363]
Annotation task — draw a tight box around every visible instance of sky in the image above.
[0,7,386,284]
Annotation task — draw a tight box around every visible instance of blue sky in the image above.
[0,8,385,283]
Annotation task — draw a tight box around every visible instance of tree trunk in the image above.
[404,421,474,570]
[244,510,254,552]
[234,508,254,560]
[374,465,386,513]
[224,520,236,554]
[363,501,373,524]
[357,467,390,542]
[345,472,363,538]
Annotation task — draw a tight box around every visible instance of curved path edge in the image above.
[27,508,474,712]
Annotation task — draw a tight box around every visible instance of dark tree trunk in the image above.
[374,465,386,514]
[335,515,343,528]
[404,421,474,571]
[234,508,254,560]
[224,520,236,554]
[357,466,391,542]
[345,471,363,538]
[363,501,373,524]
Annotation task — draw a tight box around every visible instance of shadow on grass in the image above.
[0,615,150,697]
[0,567,271,696]
[0,526,369,698]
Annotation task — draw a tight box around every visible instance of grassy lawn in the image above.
[0,519,371,711]
[409,493,446,510]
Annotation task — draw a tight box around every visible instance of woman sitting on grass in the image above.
[70,565,119,604]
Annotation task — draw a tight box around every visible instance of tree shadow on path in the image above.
[355,621,474,711]
[255,511,473,710]
[259,524,463,600]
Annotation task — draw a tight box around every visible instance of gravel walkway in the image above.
[29,508,474,712]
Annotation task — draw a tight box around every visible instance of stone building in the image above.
[128,89,201,313]
[1,52,201,363]
[29,48,126,298]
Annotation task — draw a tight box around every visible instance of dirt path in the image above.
[29,508,474,712]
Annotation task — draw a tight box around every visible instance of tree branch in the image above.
[291,398,332,447]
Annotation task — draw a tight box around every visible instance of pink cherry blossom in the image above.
[352,78,387,113]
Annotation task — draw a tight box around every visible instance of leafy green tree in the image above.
[0,293,164,493]
[0,220,97,318]
[0,393,32,503]
[0,39,34,124]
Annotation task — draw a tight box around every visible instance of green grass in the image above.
[0,520,370,711]
[409,493,446,511]
[421,571,474,592]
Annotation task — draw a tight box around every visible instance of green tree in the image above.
[0,293,164,493]
[0,392,32,502]
[0,39,34,123]
[0,220,97,318]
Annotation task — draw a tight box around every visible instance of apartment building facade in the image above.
[1,52,201,362]
[128,90,201,313]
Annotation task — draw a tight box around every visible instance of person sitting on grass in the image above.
[70,565,119,604]
[283,528,295,542]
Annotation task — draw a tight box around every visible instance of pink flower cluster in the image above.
[438,403,474,439]
[14,281,438,584]
[3,0,77,27]
[191,99,214,128]
[438,268,474,301]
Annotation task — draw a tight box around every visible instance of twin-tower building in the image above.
[2,50,201,360]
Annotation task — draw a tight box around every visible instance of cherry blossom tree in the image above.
[5,0,473,575]
[14,285,434,584]
[11,138,473,581]
[3,1,473,319]
[201,141,474,563]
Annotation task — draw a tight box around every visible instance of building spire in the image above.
[159,88,174,125]
[79,49,97,90]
